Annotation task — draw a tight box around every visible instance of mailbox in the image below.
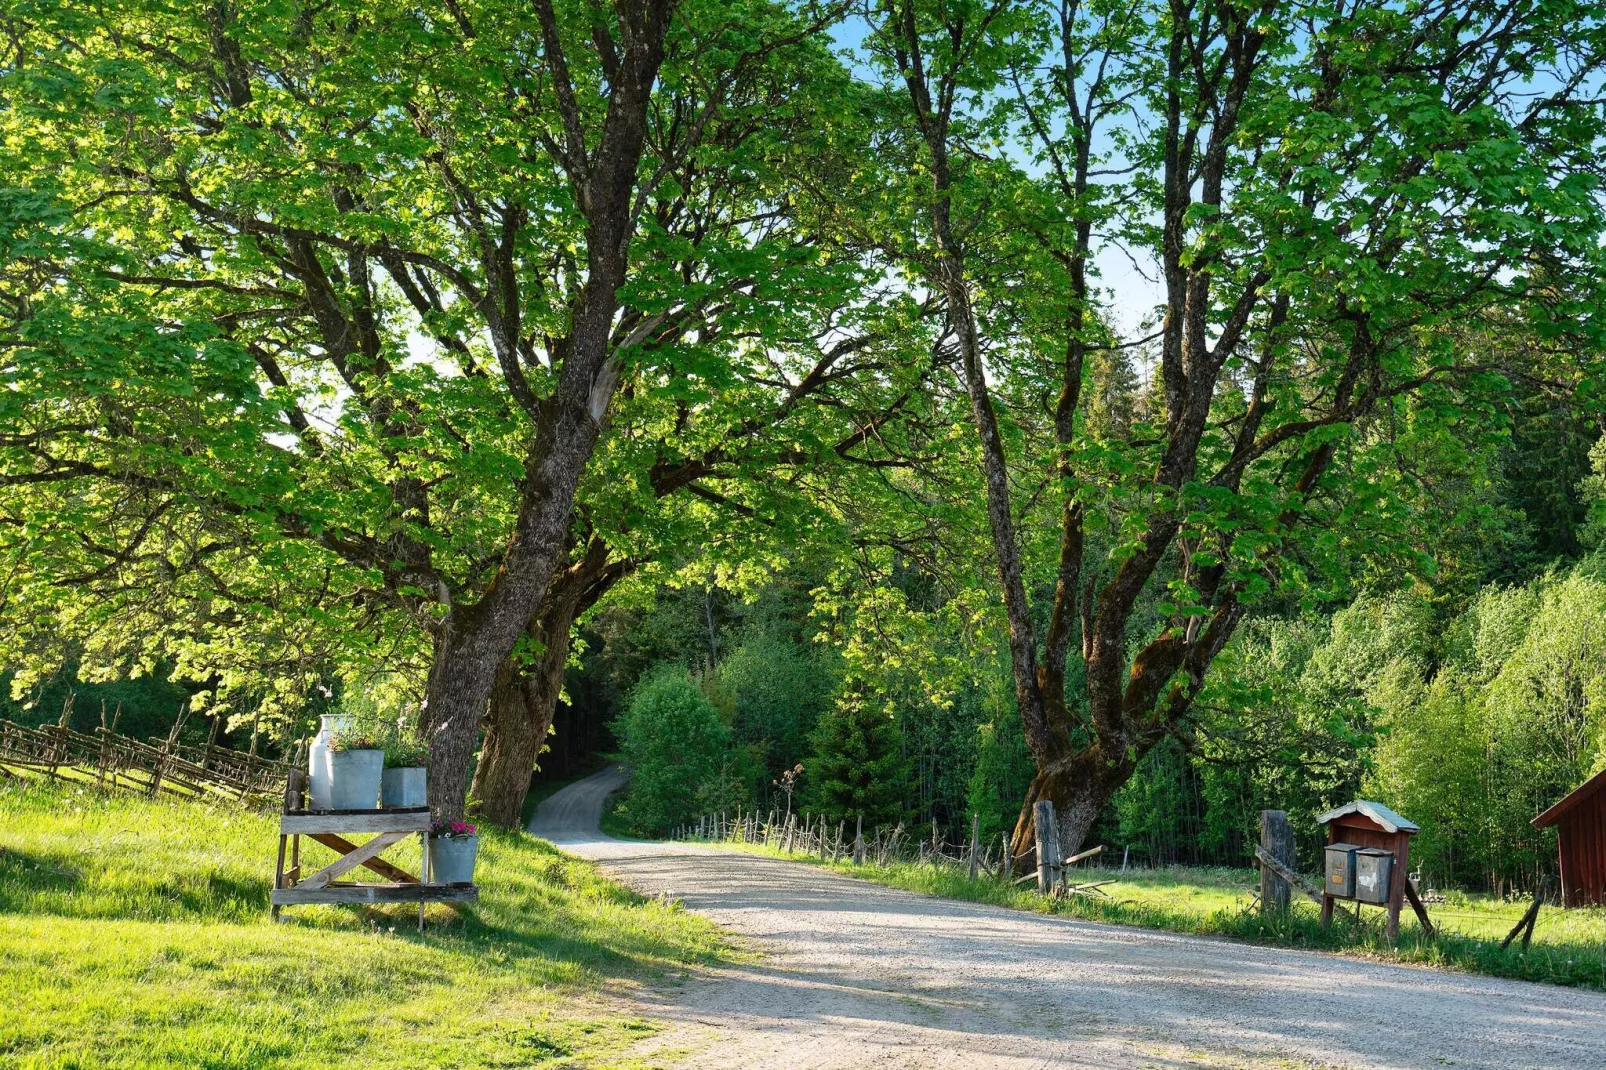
[1355,847,1393,905]
[1316,800,1421,939]
[1325,842,1359,898]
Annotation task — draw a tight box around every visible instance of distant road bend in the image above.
[532,765,1606,1070]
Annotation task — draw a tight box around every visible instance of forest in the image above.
[4,0,1606,899]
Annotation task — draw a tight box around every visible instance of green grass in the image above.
[716,841,1606,990]
[0,777,729,1069]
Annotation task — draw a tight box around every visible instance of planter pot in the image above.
[307,714,353,811]
[429,834,480,884]
[381,767,427,809]
[327,748,383,809]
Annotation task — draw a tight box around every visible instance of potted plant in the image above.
[326,727,384,809]
[429,819,480,884]
[381,735,429,809]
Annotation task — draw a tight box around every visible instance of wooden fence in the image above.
[670,805,1112,898]
[0,718,293,805]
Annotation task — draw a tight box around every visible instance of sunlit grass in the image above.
[0,778,728,1069]
[713,840,1606,990]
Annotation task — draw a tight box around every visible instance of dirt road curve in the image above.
[532,766,1606,1070]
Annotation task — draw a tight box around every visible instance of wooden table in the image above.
[271,771,477,931]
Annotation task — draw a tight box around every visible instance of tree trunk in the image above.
[469,540,631,826]
[417,0,675,821]
[421,404,605,820]
[471,597,582,827]
[471,626,573,827]
[1008,746,1134,866]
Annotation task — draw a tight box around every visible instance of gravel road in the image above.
[532,765,1606,1070]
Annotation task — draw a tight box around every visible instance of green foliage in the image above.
[717,633,839,778]
[964,685,1034,844]
[805,690,911,827]
[0,668,200,744]
[383,733,430,768]
[1369,568,1606,891]
[0,777,727,1067]
[614,666,732,836]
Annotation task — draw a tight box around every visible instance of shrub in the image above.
[614,665,730,836]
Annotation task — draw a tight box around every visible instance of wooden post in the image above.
[273,769,306,922]
[968,813,980,881]
[200,713,221,773]
[48,690,73,777]
[1501,885,1544,950]
[419,823,432,934]
[95,700,110,788]
[1033,800,1060,894]
[1001,832,1012,880]
[853,814,864,865]
[1386,830,1411,940]
[1259,810,1295,916]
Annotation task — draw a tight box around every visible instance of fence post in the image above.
[200,713,221,773]
[853,814,864,865]
[1033,800,1061,894]
[968,813,980,880]
[1259,810,1295,916]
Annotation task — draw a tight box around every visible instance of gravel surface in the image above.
[532,765,1606,1070]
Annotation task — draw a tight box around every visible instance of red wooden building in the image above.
[1532,767,1606,908]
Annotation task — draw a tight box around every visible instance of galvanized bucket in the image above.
[429,834,479,884]
[381,767,427,809]
[327,749,383,809]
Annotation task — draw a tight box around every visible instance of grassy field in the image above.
[0,777,729,1069]
[712,841,1606,990]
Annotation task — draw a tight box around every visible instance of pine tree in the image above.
[805,690,910,827]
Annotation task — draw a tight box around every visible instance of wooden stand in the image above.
[271,771,477,932]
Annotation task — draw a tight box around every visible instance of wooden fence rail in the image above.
[0,719,291,805]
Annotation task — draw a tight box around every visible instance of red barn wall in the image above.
[1559,794,1606,907]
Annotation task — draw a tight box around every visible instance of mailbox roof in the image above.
[1316,800,1419,834]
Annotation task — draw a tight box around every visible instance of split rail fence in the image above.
[0,715,292,805]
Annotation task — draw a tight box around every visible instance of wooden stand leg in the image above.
[418,830,429,934]
[272,833,288,922]
[1320,894,1334,928]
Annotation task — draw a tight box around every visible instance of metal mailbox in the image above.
[1354,847,1394,905]
[1315,800,1422,939]
[1325,842,1359,898]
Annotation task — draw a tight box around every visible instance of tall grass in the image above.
[0,778,728,1069]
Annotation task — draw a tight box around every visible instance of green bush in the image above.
[614,665,731,836]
